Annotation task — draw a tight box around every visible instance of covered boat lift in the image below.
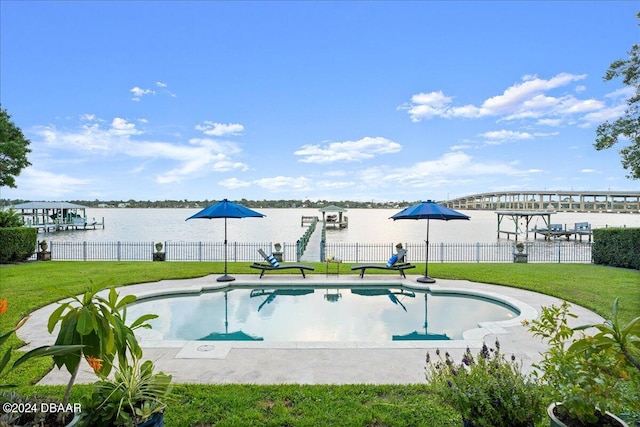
[319,205,348,229]
[12,201,103,232]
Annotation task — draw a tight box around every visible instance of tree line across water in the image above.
[0,198,416,210]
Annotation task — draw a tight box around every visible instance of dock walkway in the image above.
[299,225,323,263]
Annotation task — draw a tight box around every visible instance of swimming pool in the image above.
[126,284,522,342]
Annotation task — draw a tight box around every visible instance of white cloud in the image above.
[605,86,635,99]
[15,168,90,198]
[581,168,597,173]
[130,86,156,101]
[316,180,354,189]
[253,176,312,191]
[131,82,176,100]
[360,151,520,192]
[537,118,563,127]
[295,136,401,164]
[110,118,143,136]
[402,72,594,122]
[218,177,252,189]
[581,103,627,127]
[32,116,248,185]
[195,121,245,136]
[479,130,534,144]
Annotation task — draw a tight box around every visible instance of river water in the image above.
[41,208,640,245]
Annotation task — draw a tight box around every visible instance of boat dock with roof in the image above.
[12,201,104,232]
[319,205,348,229]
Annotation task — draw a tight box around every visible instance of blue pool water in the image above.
[127,285,519,342]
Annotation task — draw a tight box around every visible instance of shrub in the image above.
[425,341,544,427]
[592,227,640,270]
[0,227,37,263]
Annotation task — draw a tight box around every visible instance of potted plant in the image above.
[78,358,172,427]
[153,242,165,262]
[37,239,52,261]
[525,301,635,426]
[515,242,524,253]
[425,340,544,427]
[273,242,282,252]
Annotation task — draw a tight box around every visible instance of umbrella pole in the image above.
[423,293,428,333]
[417,218,435,283]
[224,291,229,334]
[218,217,235,282]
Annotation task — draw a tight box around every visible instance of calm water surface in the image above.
[128,286,519,341]
[43,208,640,244]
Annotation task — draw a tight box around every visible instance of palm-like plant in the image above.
[0,298,82,390]
[570,297,640,371]
[47,283,158,405]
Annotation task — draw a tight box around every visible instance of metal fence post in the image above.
[83,241,87,261]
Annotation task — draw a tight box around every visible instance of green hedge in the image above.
[592,227,640,270]
[0,227,37,263]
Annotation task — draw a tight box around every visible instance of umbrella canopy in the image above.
[186,199,265,282]
[392,293,450,341]
[390,200,470,283]
[198,291,263,341]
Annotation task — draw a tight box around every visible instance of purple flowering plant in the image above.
[425,340,544,427]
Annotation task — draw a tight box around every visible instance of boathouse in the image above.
[319,205,348,229]
[12,201,103,232]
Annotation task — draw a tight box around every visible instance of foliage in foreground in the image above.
[425,341,544,427]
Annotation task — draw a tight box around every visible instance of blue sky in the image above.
[1,1,638,203]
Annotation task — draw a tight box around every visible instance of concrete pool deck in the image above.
[18,274,604,386]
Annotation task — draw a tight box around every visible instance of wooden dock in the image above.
[13,201,105,233]
[531,222,593,242]
[496,211,592,242]
[30,219,104,233]
[301,216,318,226]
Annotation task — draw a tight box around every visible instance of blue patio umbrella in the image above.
[390,200,470,283]
[186,199,265,282]
[199,291,263,341]
[392,293,450,341]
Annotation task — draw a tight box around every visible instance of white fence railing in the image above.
[32,241,593,263]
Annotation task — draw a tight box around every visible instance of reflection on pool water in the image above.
[127,285,519,342]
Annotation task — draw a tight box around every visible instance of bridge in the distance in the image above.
[442,190,640,213]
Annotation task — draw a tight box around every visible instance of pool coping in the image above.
[19,274,604,385]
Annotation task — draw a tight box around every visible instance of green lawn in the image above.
[1,261,638,426]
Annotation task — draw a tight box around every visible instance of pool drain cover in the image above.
[197,344,216,352]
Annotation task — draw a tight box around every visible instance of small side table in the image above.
[326,259,342,277]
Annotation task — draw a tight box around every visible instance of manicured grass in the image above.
[28,384,460,426]
[1,261,638,426]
